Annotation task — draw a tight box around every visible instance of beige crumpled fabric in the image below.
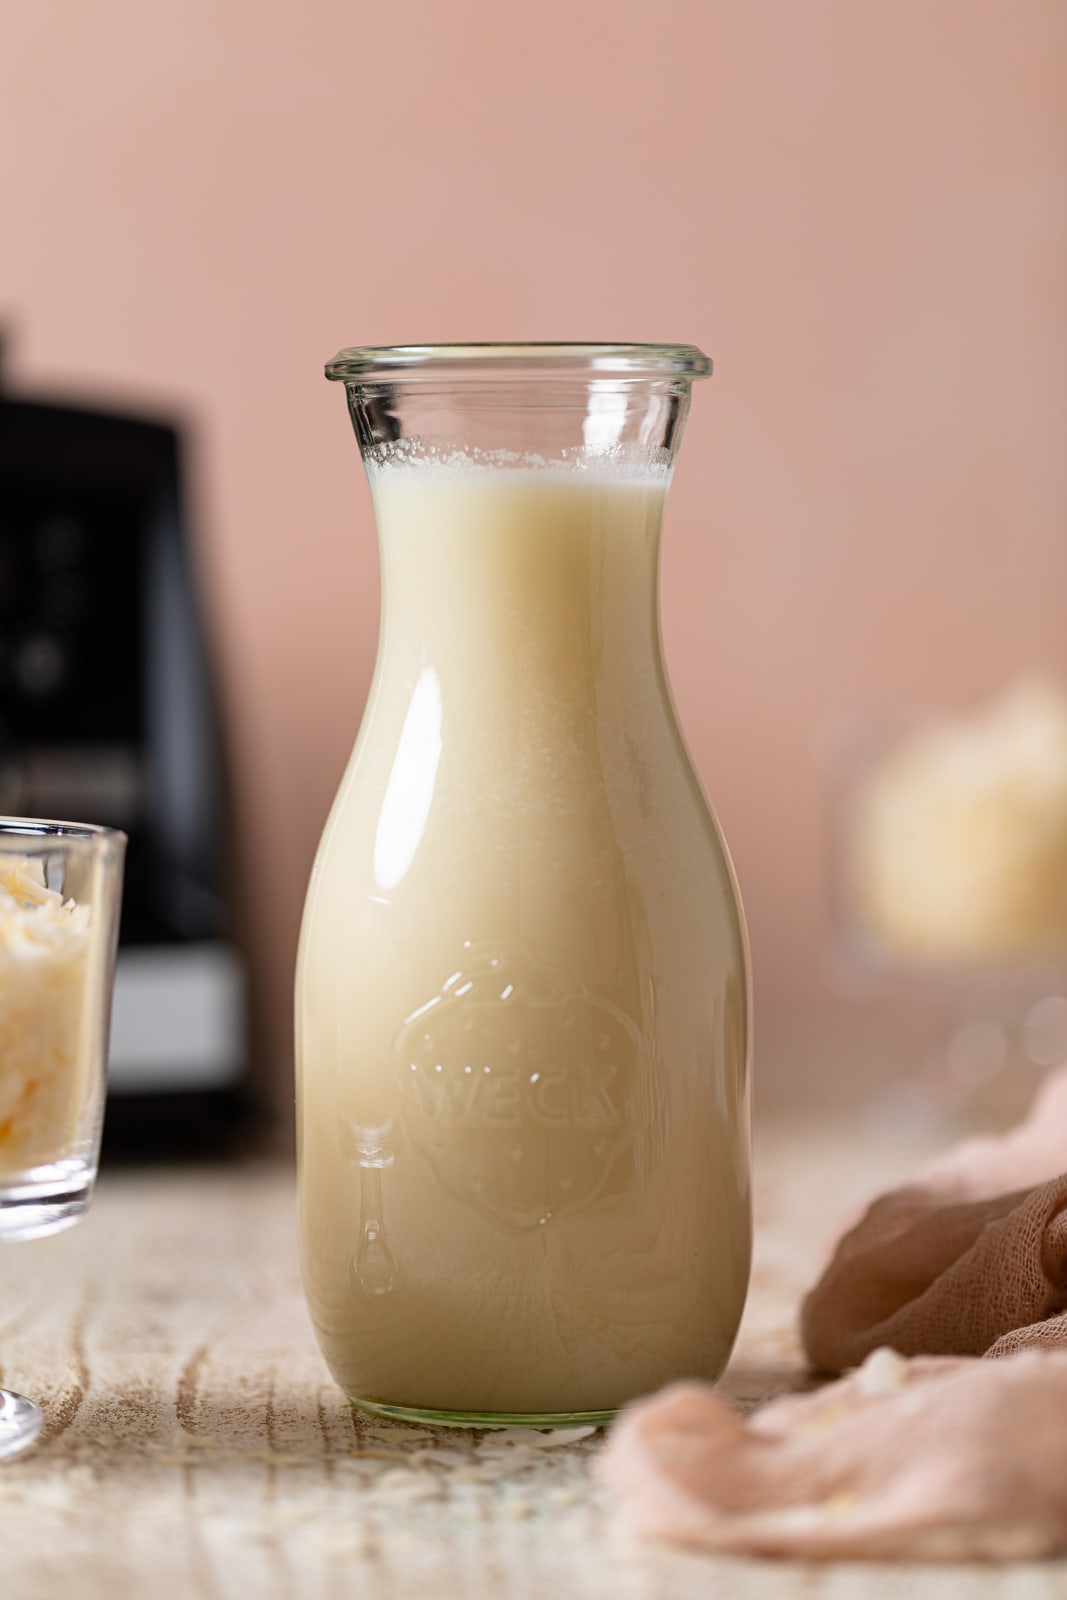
[598,1347,1067,1560]
[802,1065,1067,1372]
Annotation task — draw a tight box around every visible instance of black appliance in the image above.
[0,394,248,1146]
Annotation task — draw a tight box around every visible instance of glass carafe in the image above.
[296,344,751,1426]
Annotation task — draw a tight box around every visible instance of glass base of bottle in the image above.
[350,1396,614,1430]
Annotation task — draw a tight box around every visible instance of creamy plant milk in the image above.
[297,462,750,1420]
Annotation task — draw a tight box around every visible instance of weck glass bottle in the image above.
[297,344,751,1426]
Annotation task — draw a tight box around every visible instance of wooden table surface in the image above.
[3,1118,1064,1600]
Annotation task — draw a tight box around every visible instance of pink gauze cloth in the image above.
[801,1063,1067,1372]
[598,1348,1067,1560]
[599,1067,1067,1561]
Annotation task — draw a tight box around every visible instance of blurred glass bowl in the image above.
[826,683,1067,1095]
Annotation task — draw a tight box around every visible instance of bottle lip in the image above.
[325,342,712,383]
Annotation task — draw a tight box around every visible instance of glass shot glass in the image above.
[0,818,125,1458]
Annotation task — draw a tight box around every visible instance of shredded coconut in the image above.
[0,855,92,1173]
[850,680,1067,960]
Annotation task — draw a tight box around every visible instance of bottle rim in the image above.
[325,343,712,383]
[0,816,127,852]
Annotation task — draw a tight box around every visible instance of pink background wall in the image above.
[3,2,1066,1115]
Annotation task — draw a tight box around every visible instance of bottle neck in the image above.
[371,467,667,686]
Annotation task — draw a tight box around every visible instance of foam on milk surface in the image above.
[364,442,674,483]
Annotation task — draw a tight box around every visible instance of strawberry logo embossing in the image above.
[395,941,638,1231]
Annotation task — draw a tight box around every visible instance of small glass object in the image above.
[0,818,125,1458]
[827,690,1067,1120]
[297,344,752,1427]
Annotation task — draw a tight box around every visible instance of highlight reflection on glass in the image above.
[373,664,442,891]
